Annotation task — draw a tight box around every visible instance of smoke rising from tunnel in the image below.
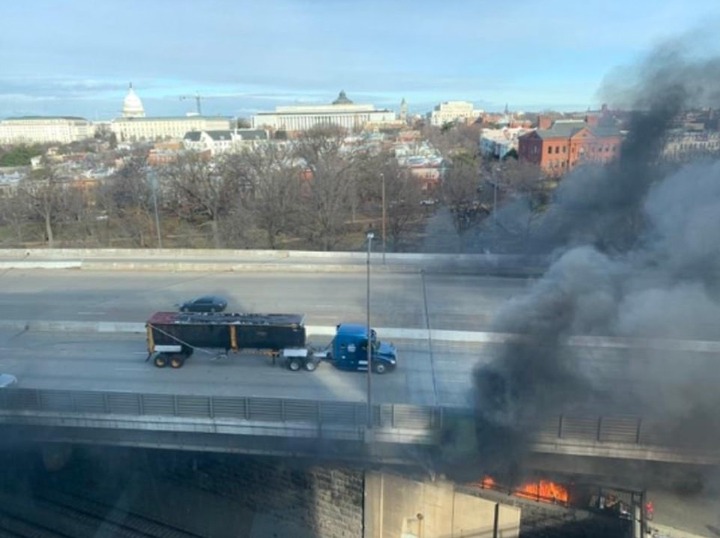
[469,37,720,482]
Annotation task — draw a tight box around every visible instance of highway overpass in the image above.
[0,252,718,476]
[1,387,718,469]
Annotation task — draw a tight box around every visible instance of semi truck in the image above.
[145,311,398,373]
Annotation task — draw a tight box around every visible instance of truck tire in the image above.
[170,355,185,369]
[288,358,302,371]
[304,360,317,372]
[154,355,167,368]
[373,362,387,374]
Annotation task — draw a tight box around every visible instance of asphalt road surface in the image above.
[0,268,533,331]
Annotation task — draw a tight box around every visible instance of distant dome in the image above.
[332,90,353,105]
[122,83,145,118]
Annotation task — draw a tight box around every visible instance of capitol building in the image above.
[110,84,232,142]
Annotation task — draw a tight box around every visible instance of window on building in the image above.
[547,146,552,154]
[555,146,560,154]
[563,146,566,153]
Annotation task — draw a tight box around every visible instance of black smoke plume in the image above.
[470,38,720,482]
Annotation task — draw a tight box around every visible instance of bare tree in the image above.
[442,155,487,238]
[160,151,241,248]
[498,158,548,247]
[385,169,424,251]
[0,191,30,245]
[98,150,158,247]
[422,122,482,159]
[294,126,355,251]
[234,144,302,249]
[18,160,64,246]
[356,152,424,251]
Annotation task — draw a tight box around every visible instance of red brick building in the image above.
[518,119,622,176]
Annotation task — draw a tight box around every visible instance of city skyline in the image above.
[1,0,719,120]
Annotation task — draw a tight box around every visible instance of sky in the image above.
[1,0,719,120]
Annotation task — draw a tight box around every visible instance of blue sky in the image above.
[1,0,719,120]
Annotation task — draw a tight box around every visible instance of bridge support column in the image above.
[363,471,521,537]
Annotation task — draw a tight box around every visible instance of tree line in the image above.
[0,127,430,251]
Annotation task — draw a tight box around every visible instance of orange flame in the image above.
[478,476,569,505]
[516,480,569,504]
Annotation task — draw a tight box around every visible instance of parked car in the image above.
[0,373,17,388]
[178,295,228,313]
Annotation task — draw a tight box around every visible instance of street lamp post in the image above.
[366,230,374,429]
[381,173,386,264]
[492,179,497,253]
[148,169,163,249]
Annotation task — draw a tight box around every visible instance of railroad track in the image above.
[0,486,202,538]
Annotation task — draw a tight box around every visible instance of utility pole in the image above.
[366,231,374,429]
[381,173,386,264]
[148,169,163,249]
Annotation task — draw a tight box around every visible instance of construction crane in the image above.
[179,92,203,116]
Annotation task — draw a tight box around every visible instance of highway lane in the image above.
[0,329,482,406]
[2,328,717,410]
[0,269,533,331]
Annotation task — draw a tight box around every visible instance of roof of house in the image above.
[236,129,268,141]
[534,120,622,140]
[183,131,202,142]
[205,130,233,141]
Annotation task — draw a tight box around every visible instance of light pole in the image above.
[366,230,374,429]
[148,169,163,249]
[381,173,386,264]
[492,179,497,253]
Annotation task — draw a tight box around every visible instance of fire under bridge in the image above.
[0,388,717,471]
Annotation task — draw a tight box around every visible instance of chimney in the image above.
[538,115,553,130]
[585,114,599,127]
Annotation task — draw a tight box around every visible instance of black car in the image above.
[178,295,228,313]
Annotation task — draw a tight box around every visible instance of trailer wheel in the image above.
[373,362,387,374]
[170,355,185,369]
[154,355,167,368]
[288,358,302,371]
[304,360,318,372]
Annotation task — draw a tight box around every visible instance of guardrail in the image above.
[0,389,441,432]
[0,388,700,451]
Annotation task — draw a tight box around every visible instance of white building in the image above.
[429,101,483,127]
[182,129,269,155]
[0,116,94,144]
[252,91,397,133]
[110,84,232,142]
[480,127,531,159]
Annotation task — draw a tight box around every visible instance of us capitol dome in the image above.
[122,83,145,118]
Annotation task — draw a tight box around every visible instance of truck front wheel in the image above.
[373,362,387,374]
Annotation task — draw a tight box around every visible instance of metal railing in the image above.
[0,389,442,431]
[0,388,704,450]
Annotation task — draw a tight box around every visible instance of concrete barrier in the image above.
[0,248,550,276]
[3,319,720,353]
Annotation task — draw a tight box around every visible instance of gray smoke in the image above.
[470,39,720,481]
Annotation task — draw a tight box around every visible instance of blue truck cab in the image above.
[328,323,398,374]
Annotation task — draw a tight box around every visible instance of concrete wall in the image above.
[161,454,364,538]
[365,472,521,538]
